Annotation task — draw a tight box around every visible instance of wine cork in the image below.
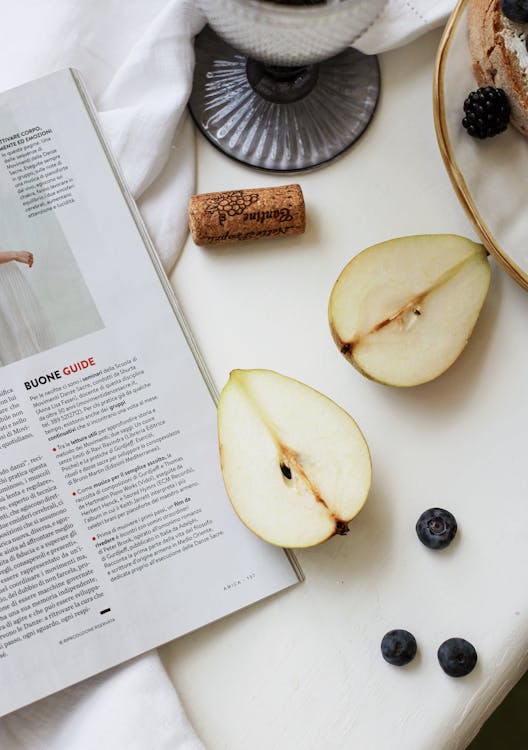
[188,184,305,246]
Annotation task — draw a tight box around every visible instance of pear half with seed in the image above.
[217,369,371,548]
[329,235,491,387]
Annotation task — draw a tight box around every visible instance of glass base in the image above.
[188,25,381,173]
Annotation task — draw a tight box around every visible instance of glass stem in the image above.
[246,59,319,103]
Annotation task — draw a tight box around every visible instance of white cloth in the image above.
[355,0,456,54]
[0,1,455,748]
[0,653,203,750]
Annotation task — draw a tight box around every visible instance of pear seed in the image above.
[280,463,292,480]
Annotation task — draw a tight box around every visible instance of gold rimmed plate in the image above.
[434,0,528,291]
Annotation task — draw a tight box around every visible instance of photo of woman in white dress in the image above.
[0,249,56,366]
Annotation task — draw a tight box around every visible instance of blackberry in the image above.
[381,629,417,667]
[462,87,510,139]
[415,508,457,550]
[500,0,528,23]
[438,638,477,677]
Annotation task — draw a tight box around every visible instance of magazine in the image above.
[0,69,302,716]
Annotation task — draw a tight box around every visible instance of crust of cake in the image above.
[468,0,528,135]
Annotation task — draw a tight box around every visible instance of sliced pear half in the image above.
[329,235,491,387]
[217,369,372,548]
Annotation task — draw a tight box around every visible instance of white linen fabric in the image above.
[0,1,455,748]
[355,0,456,54]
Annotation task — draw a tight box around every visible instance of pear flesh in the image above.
[328,235,491,387]
[217,369,372,548]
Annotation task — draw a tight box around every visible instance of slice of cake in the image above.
[469,0,528,135]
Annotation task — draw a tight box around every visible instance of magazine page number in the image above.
[223,572,256,592]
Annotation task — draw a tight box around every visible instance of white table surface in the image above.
[164,27,528,750]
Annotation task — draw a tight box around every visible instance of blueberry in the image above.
[416,508,457,550]
[438,638,477,677]
[381,629,417,666]
[500,0,528,22]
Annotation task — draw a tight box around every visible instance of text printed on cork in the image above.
[189,184,305,246]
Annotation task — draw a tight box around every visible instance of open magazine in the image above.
[0,69,302,716]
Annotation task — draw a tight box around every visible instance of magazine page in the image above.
[0,69,301,716]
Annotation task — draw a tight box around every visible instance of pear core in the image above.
[217,369,372,548]
[328,234,491,387]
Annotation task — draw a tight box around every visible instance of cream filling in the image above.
[500,16,528,79]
